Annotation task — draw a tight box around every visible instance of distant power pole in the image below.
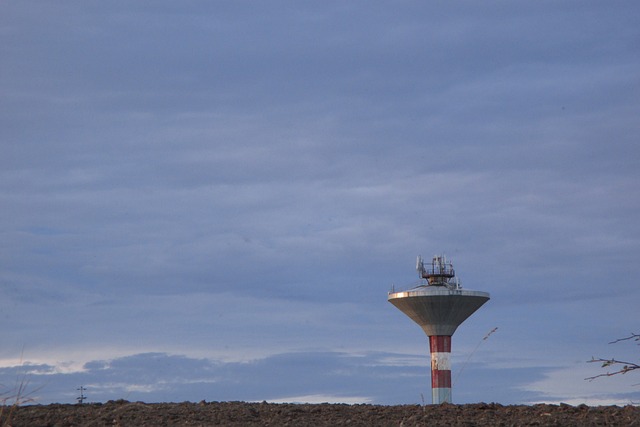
[77,386,87,404]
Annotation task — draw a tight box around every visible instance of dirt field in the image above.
[2,400,639,426]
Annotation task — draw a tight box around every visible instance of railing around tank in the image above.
[389,278,462,294]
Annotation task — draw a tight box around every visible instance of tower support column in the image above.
[429,335,452,404]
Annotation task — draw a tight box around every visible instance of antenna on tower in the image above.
[417,254,457,288]
[416,255,425,276]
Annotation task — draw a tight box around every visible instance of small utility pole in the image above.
[77,386,87,404]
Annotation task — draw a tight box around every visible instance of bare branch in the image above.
[586,333,640,381]
[609,333,640,345]
[585,357,640,381]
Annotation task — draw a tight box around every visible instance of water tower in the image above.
[388,254,490,404]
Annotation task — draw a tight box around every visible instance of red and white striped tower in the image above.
[429,335,452,404]
[388,254,490,404]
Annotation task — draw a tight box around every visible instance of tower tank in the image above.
[388,254,490,404]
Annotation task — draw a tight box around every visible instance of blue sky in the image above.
[1,1,639,405]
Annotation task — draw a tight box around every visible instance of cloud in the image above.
[521,362,640,406]
[0,351,537,405]
[4,349,636,406]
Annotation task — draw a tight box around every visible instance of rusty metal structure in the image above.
[388,254,490,404]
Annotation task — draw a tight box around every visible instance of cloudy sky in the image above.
[1,1,639,406]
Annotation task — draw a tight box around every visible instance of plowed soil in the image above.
[2,400,639,426]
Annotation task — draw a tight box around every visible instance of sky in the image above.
[1,1,639,406]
